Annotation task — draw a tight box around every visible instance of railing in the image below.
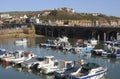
[35,23,120,28]
[0,23,120,30]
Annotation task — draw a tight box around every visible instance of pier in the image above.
[35,24,120,41]
[0,23,120,41]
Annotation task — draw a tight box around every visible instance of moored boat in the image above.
[54,60,80,78]
[39,36,71,50]
[21,56,44,69]
[67,62,107,79]
[37,56,57,71]
[102,47,120,58]
[91,49,106,56]
[71,42,94,53]
[41,60,74,75]
[15,38,27,44]
[88,39,98,46]
[1,50,35,65]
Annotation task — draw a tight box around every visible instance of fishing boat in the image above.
[71,42,94,53]
[91,49,106,56]
[37,56,58,71]
[41,60,74,75]
[21,55,57,69]
[39,36,71,49]
[0,52,15,61]
[1,50,35,64]
[21,56,44,69]
[39,39,54,47]
[102,47,120,58]
[104,40,120,51]
[103,41,120,58]
[54,60,83,78]
[58,42,72,51]
[13,51,35,64]
[67,62,107,79]
[88,39,98,46]
[15,38,27,44]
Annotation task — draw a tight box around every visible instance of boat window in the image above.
[24,53,28,57]
[80,67,89,75]
[51,58,54,61]
[106,42,109,45]
[76,43,83,47]
[92,50,96,54]
[66,63,73,69]
[82,63,100,70]
[45,59,49,63]
[37,58,44,61]
[46,40,52,44]
[54,62,58,66]
[110,43,113,46]
[79,63,99,75]
[21,54,24,57]
[114,43,119,47]
[65,65,81,73]
[83,44,87,47]
[117,50,120,54]
[5,53,7,56]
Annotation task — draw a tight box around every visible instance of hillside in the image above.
[40,10,120,21]
[0,10,120,21]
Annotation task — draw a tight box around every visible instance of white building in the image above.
[110,20,118,26]
[23,14,28,19]
[35,18,40,24]
[57,7,75,13]
[20,14,28,19]
[0,14,11,19]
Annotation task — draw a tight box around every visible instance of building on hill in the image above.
[40,10,52,16]
[110,20,119,27]
[0,14,12,19]
[57,7,75,13]
[92,13,103,16]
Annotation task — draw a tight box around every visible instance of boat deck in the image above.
[22,57,44,64]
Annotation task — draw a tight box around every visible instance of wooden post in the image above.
[104,32,106,41]
[97,34,100,41]
[45,28,47,37]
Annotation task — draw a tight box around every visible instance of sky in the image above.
[0,0,120,17]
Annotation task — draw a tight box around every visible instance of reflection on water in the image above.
[15,43,27,48]
[0,62,54,79]
[0,37,120,79]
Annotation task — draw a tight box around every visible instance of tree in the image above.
[49,10,57,16]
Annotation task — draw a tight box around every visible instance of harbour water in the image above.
[0,37,120,79]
